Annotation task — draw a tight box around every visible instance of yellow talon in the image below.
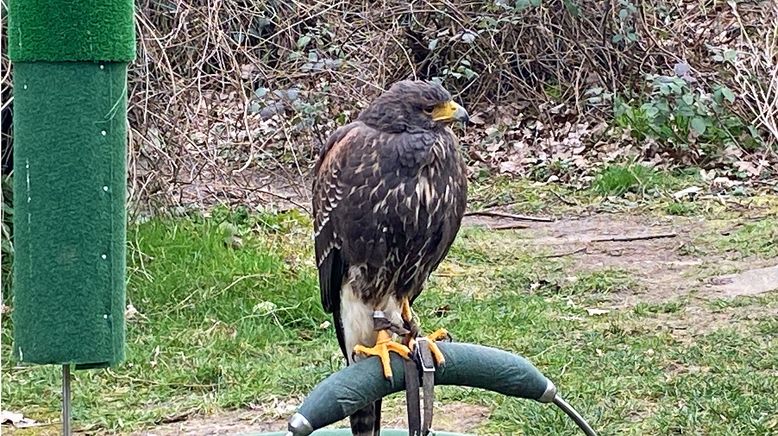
[427,328,450,342]
[353,330,412,379]
[425,328,450,366]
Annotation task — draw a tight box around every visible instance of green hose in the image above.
[286,342,556,436]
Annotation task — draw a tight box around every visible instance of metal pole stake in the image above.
[62,364,71,436]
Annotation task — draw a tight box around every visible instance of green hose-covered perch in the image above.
[280,342,596,436]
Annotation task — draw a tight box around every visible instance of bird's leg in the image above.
[401,297,414,325]
[399,297,420,350]
[400,296,452,367]
[353,311,412,380]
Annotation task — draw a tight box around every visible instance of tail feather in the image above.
[349,399,381,436]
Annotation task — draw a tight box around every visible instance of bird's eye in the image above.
[423,106,435,114]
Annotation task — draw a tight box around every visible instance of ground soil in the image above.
[131,402,489,436]
[108,211,778,435]
[463,211,778,306]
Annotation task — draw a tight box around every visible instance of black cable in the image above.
[553,395,597,436]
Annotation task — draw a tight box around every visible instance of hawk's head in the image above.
[358,80,469,133]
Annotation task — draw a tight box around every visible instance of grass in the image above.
[2,203,777,435]
[590,163,701,198]
[466,164,706,217]
[466,176,571,214]
[715,219,778,258]
[684,217,778,261]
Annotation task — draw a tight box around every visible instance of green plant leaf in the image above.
[297,35,312,49]
[563,0,581,16]
[691,117,708,135]
[721,87,736,103]
[640,102,659,118]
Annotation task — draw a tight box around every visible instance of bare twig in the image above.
[464,210,554,222]
[489,223,531,231]
[587,232,677,243]
[551,190,578,206]
[539,247,588,258]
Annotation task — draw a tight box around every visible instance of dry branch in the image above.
[539,247,588,258]
[489,223,531,231]
[586,232,677,243]
[464,210,554,222]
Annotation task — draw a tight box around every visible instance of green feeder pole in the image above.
[8,1,136,433]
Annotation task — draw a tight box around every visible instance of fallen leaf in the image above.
[586,308,610,316]
[735,160,760,176]
[1,410,38,428]
[468,114,486,125]
[434,304,451,317]
[0,411,23,425]
[125,304,139,320]
[498,159,522,174]
[319,320,331,329]
[713,177,742,188]
[672,186,702,199]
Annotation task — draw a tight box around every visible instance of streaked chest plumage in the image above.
[356,129,467,303]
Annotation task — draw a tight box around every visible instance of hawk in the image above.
[312,80,468,435]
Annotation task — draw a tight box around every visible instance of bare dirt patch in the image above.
[464,212,778,306]
[702,263,778,298]
[129,410,285,436]
[380,402,490,433]
[130,402,489,436]
[641,304,778,346]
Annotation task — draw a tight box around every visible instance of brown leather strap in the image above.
[417,339,436,435]
[404,358,422,436]
[422,370,435,435]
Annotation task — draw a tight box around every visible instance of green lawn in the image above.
[2,198,777,435]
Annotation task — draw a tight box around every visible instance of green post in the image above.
[8,0,136,430]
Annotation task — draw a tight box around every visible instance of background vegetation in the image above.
[1,1,777,434]
[3,0,773,214]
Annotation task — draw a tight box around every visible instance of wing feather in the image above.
[313,123,363,314]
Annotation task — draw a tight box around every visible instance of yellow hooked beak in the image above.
[431,101,469,123]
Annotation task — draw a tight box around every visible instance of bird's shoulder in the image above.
[313,121,377,177]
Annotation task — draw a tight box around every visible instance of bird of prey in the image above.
[312,80,469,435]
